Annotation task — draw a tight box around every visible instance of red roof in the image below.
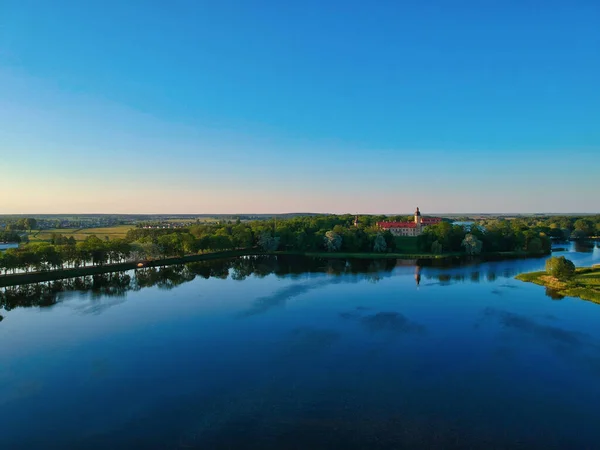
[377,221,417,229]
[377,217,442,229]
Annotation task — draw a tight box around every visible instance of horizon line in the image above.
[1,212,599,216]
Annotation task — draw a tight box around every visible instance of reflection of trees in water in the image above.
[0,272,131,311]
[134,265,196,290]
[545,287,565,300]
[0,256,397,313]
[574,240,596,253]
[424,267,519,284]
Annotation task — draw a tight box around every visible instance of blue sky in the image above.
[1,0,598,214]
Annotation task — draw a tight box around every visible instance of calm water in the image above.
[1,243,600,449]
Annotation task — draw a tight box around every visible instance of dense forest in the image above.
[1,214,599,274]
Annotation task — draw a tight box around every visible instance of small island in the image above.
[516,256,600,303]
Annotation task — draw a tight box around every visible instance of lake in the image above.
[1,243,600,449]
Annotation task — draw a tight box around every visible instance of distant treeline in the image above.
[477,216,600,240]
[2,214,598,274]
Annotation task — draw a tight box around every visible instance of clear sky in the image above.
[1,0,599,214]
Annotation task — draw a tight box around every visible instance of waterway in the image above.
[1,242,599,449]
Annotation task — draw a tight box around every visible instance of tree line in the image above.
[417,220,552,255]
[0,213,577,274]
[478,215,600,239]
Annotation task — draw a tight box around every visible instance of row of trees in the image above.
[479,216,600,239]
[417,220,552,255]
[2,218,37,232]
[0,236,135,274]
[0,214,567,274]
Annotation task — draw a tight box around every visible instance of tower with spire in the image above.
[414,207,422,231]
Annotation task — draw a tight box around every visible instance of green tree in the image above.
[545,256,575,280]
[373,233,387,252]
[258,232,280,251]
[574,219,594,237]
[24,218,37,232]
[431,240,443,254]
[461,233,482,255]
[527,237,543,254]
[324,231,342,252]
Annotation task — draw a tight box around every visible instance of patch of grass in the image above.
[515,271,545,283]
[563,287,600,303]
[516,267,600,304]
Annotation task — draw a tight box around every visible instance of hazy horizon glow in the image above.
[1,1,599,214]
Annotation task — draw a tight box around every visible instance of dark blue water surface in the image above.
[1,244,600,449]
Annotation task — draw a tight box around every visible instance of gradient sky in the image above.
[1,0,599,214]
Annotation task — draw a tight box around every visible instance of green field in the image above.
[516,267,600,303]
[29,225,133,242]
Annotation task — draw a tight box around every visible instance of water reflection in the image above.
[2,244,599,315]
[574,240,597,253]
[0,256,398,313]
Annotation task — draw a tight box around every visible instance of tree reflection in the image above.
[574,240,596,253]
[545,287,565,300]
[0,256,398,313]
[0,272,132,311]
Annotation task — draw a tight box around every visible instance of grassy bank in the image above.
[516,267,600,303]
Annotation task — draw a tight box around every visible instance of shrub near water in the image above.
[545,256,575,280]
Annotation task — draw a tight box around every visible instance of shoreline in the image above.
[516,266,600,303]
[0,249,549,288]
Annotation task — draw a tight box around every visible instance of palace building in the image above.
[377,207,442,237]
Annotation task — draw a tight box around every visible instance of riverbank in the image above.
[269,250,548,261]
[0,249,549,288]
[268,250,457,260]
[516,266,600,303]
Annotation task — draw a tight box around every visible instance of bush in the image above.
[545,256,575,280]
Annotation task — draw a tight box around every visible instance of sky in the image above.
[0,0,599,214]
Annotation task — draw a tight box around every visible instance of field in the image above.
[29,225,133,242]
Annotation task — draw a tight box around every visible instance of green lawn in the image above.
[575,270,600,286]
[516,267,600,303]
